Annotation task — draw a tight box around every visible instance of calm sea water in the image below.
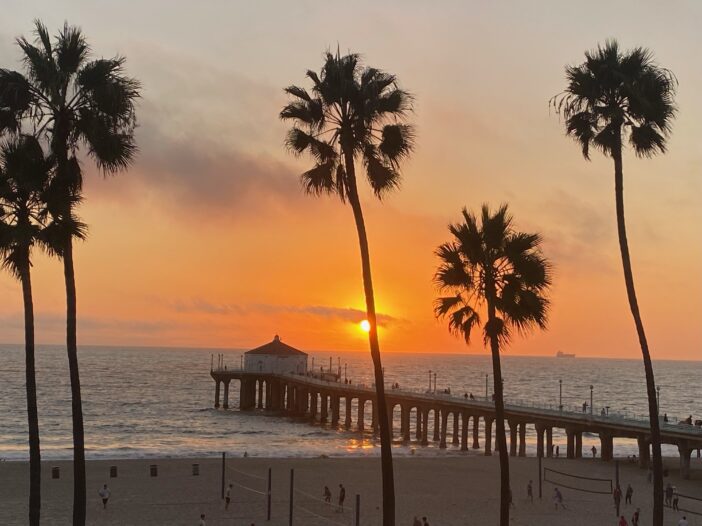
[0,344,699,460]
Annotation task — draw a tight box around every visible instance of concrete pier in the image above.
[211,369,702,478]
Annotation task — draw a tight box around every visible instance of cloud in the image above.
[0,311,177,336]
[172,299,401,327]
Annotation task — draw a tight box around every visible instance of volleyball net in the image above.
[675,492,702,517]
[543,467,613,495]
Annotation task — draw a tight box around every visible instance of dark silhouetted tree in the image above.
[280,50,414,526]
[435,204,551,526]
[552,41,676,526]
[0,21,140,526]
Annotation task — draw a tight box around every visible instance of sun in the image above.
[359,320,371,333]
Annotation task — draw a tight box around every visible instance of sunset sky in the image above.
[0,1,700,359]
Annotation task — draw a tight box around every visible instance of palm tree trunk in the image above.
[343,149,395,526]
[63,237,87,526]
[613,135,663,526]
[21,263,41,526]
[486,296,510,526]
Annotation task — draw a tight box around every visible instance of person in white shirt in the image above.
[678,516,688,526]
[225,484,233,510]
[98,484,110,509]
[199,513,206,526]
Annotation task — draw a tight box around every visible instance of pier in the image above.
[211,368,702,479]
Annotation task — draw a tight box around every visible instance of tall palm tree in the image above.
[0,21,140,525]
[552,41,676,526]
[434,204,551,526]
[280,51,414,526]
[0,134,54,526]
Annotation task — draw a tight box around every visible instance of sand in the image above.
[1,454,700,525]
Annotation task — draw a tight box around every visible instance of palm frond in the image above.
[56,22,88,75]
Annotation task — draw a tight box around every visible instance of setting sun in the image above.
[359,320,371,333]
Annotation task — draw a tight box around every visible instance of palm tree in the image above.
[0,21,140,525]
[434,204,551,526]
[0,134,54,526]
[280,51,414,526]
[551,41,676,526]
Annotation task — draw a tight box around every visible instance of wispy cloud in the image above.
[172,299,401,327]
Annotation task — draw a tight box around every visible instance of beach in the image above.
[2,455,700,525]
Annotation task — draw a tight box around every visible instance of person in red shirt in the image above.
[619,516,628,526]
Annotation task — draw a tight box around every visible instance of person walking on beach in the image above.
[625,484,633,505]
[225,483,233,510]
[665,482,674,506]
[527,480,533,503]
[556,445,560,457]
[678,516,688,526]
[323,485,332,503]
[98,484,111,509]
[198,513,206,526]
[672,487,679,511]
[619,515,628,526]
[338,484,346,512]
[553,487,566,510]
[631,508,640,526]
[591,445,597,458]
[422,517,430,526]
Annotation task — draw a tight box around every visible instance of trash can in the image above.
[192,463,199,476]
[51,467,60,479]
[149,464,158,477]
[110,466,118,478]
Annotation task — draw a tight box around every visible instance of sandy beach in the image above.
[1,454,699,526]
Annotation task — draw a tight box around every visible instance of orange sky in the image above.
[0,2,700,359]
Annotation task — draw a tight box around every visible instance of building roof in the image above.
[245,335,307,356]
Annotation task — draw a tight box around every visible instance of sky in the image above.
[0,1,700,359]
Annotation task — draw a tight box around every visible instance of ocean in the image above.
[0,344,699,461]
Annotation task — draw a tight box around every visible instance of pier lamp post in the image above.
[656,386,660,411]
[428,370,432,392]
[240,354,243,370]
[589,385,593,415]
[433,372,437,393]
[485,373,488,400]
[559,379,563,411]
[344,363,348,383]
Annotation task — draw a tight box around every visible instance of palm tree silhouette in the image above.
[434,204,551,526]
[0,21,140,525]
[552,41,676,525]
[0,135,54,526]
[280,50,414,526]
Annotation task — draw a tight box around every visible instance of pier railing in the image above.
[211,367,702,437]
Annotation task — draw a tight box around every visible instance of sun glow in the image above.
[360,320,371,333]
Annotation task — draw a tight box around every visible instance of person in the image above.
[470,392,475,400]
[619,516,628,526]
[582,401,588,413]
[323,485,332,503]
[553,487,565,510]
[665,482,674,506]
[464,392,468,399]
[199,513,206,526]
[98,484,110,510]
[422,517,430,526]
[555,445,560,457]
[225,483,233,510]
[678,516,688,526]
[413,516,422,526]
[527,480,533,503]
[338,484,346,512]
[685,415,692,425]
[591,445,597,458]
[631,508,640,526]
[601,407,606,416]
[663,413,669,423]
[613,485,622,510]
[672,487,679,511]
[625,484,633,505]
